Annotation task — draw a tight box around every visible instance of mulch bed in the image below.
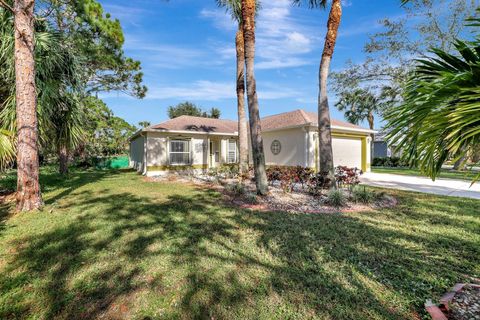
[147,174,398,214]
[449,285,480,320]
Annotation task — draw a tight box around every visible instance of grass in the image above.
[372,166,479,181]
[0,168,479,319]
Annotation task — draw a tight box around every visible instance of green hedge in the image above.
[372,157,409,167]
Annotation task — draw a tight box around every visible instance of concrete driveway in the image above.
[360,172,480,200]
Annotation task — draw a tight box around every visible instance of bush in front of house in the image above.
[326,189,348,208]
[265,165,362,195]
[306,171,332,196]
[335,166,362,190]
[351,185,375,204]
[372,157,409,167]
[208,164,240,181]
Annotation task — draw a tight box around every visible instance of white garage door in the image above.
[332,137,362,169]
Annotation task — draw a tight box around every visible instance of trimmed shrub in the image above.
[226,182,246,195]
[352,185,374,204]
[244,192,259,204]
[306,171,331,196]
[372,157,409,167]
[326,189,347,208]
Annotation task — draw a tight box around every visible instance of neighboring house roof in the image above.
[133,109,374,140]
[261,109,372,133]
[150,115,238,134]
[374,130,389,142]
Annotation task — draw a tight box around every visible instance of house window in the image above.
[271,140,281,155]
[227,140,237,163]
[170,140,190,165]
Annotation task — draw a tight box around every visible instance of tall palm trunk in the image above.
[236,25,249,175]
[241,0,268,195]
[367,110,375,140]
[318,0,342,183]
[14,0,43,211]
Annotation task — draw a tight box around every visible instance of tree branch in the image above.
[0,0,13,13]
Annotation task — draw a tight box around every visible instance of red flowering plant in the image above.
[335,166,362,190]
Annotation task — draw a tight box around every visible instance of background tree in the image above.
[293,0,341,185]
[332,0,479,116]
[138,121,151,128]
[216,0,258,175]
[43,0,147,98]
[1,8,85,176]
[241,0,268,195]
[81,97,137,157]
[386,10,480,183]
[168,101,222,119]
[206,107,221,119]
[335,87,396,132]
[1,0,147,183]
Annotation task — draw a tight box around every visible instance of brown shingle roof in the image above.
[148,110,370,135]
[261,109,368,131]
[150,115,237,134]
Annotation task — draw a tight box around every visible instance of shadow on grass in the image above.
[1,172,479,319]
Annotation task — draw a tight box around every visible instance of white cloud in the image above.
[201,1,317,70]
[199,8,236,31]
[144,80,302,101]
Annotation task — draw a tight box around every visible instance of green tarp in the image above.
[94,156,129,170]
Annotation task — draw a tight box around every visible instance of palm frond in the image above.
[385,14,480,183]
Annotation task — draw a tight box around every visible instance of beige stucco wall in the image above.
[262,128,307,167]
[129,135,145,173]
[146,133,168,167]
[133,131,237,176]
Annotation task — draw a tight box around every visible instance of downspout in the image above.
[303,127,309,168]
[143,132,148,176]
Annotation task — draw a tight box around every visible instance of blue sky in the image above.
[99,0,404,129]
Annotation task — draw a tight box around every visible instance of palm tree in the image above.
[1,8,84,178]
[386,10,480,183]
[293,0,342,182]
[138,121,151,128]
[216,0,253,176]
[240,0,268,195]
[11,0,43,211]
[335,89,378,131]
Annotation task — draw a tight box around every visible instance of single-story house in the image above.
[129,109,375,176]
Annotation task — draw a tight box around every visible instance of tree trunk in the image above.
[472,144,480,164]
[318,0,342,186]
[58,144,69,175]
[368,111,375,140]
[241,0,268,195]
[453,155,467,171]
[14,0,43,212]
[236,25,249,175]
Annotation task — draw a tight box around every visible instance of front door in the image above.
[209,140,221,168]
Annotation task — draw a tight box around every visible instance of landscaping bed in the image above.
[148,166,398,214]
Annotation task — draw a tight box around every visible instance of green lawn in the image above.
[1,169,479,319]
[372,166,479,181]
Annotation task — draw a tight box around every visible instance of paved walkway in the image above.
[360,172,480,200]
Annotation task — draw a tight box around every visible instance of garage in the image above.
[332,136,363,169]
